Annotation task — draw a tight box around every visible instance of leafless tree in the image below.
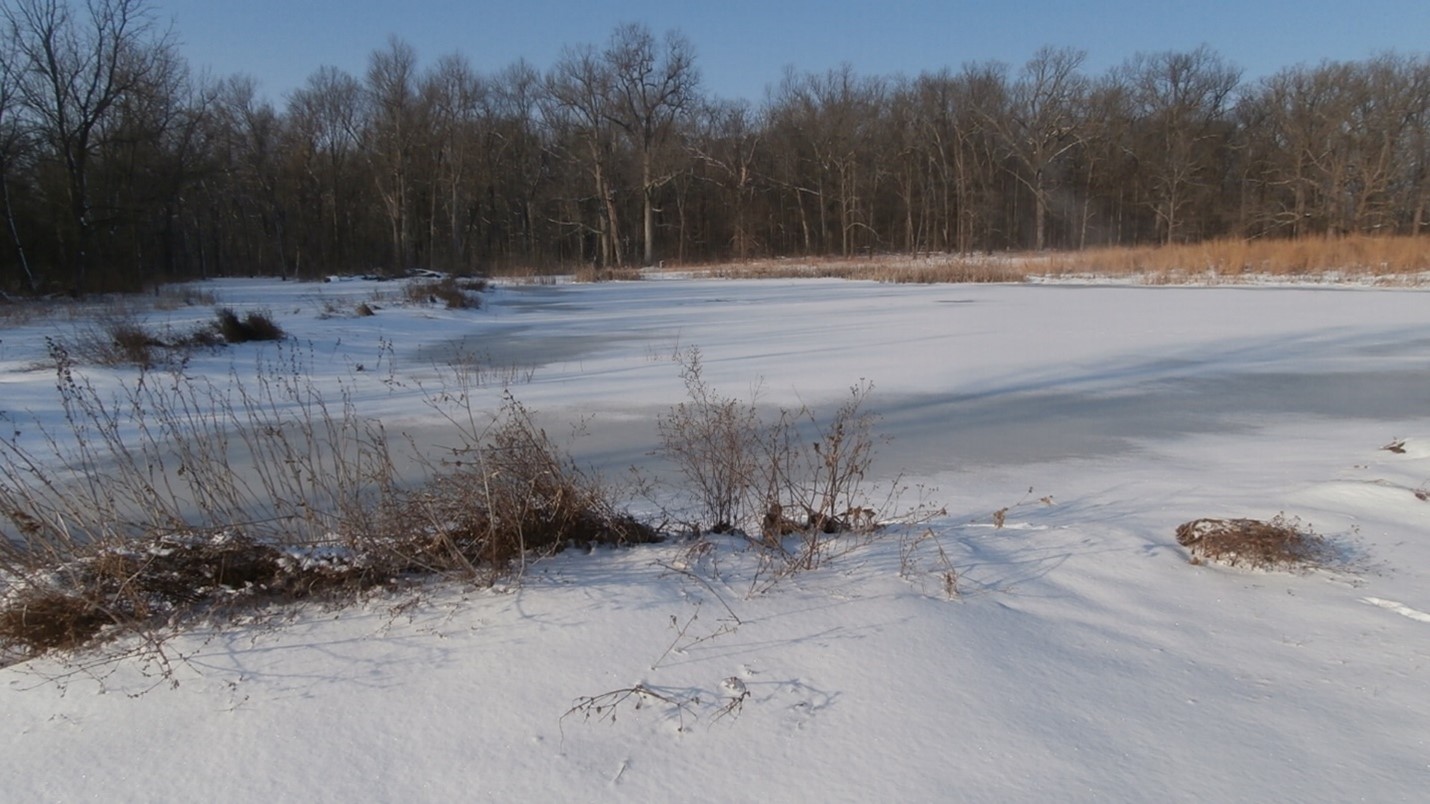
[546,42,626,267]
[689,98,762,258]
[3,0,174,289]
[363,36,424,270]
[602,23,699,266]
[1120,46,1241,243]
[0,23,36,290]
[997,46,1088,250]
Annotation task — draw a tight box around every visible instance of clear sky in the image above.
[157,0,1430,104]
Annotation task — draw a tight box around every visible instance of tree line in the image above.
[2,0,1428,293]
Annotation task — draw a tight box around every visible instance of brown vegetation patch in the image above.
[573,265,645,282]
[1175,516,1334,571]
[670,235,1430,286]
[215,307,286,343]
[0,532,358,654]
[0,385,657,660]
[404,277,486,308]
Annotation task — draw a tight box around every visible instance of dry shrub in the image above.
[404,277,485,308]
[657,348,762,532]
[67,309,170,368]
[1175,515,1335,571]
[0,357,656,658]
[388,394,657,578]
[658,349,884,572]
[215,307,285,343]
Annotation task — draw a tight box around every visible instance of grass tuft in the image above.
[404,277,486,309]
[1175,515,1338,571]
[215,308,286,343]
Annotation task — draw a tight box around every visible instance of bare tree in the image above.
[3,0,174,290]
[689,98,761,258]
[546,42,625,267]
[286,65,366,272]
[997,46,1087,250]
[1121,47,1241,243]
[602,23,699,266]
[421,53,485,271]
[0,22,37,290]
[363,36,423,271]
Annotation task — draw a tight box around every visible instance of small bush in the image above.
[65,310,172,369]
[1175,515,1334,570]
[215,308,286,343]
[404,277,484,309]
[658,348,762,532]
[387,394,657,577]
[658,349,883,570]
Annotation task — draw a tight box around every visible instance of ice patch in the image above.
[1361,597,1430,623]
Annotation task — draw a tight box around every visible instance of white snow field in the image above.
[3,276,1429,802]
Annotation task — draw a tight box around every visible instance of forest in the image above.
[2,0,1429,292]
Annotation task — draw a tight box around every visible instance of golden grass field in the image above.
[650,235,1430,286]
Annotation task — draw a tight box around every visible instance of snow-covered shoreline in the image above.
[4,276,1428,801]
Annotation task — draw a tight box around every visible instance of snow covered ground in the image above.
[3,275,1429,801]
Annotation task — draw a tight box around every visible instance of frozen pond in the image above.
[416,279,1430,477]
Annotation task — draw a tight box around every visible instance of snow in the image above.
[4,275,1430,801]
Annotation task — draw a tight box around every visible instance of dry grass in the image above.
[572,265,645,283]
[0,351,656,660]
[65,309,224,370]
[1175,515,1337,571]
[0,532,366,652]
[385,393,659,577]
[686,254,1029,284]
[1042,235,1430,282]
[214,308,285,343]
[660,235,1430,286]
[403,277,486,309]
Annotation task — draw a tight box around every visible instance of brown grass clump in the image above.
[1175,516,1334,571]
[0,590,112,651]
[0,532,367,654]
[390,396,659,575]
[67,309,171,368]
[214,307,286,343]
[573,265,645,282]
[404,277,486,308]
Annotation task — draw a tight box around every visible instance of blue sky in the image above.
[158,0,1430,103]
